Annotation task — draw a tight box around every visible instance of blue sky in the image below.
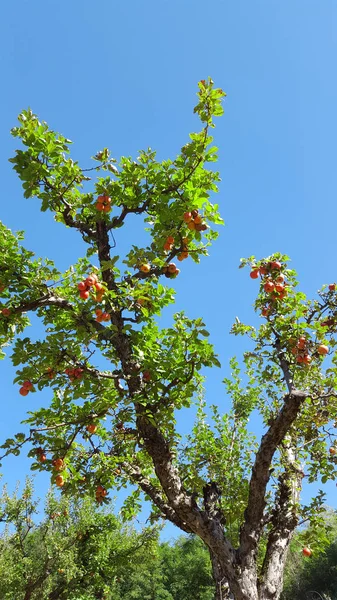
[1,0,337,537]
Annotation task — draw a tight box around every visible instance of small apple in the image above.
[168,263,177,274]
[86,424,98,434]
[52,458,64,471]
[23,380,33,390]
[302,547,312,557]
[317,344,329,355]
[140,263,151,273]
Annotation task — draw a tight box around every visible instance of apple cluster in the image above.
[65,367,84,381]
[183,209,207,232]
[95,484,107,503]
[19,380,34,396]
[289,336,329,365]
[52,457,65,471]
[163,235,189,262]
[94,308,110,323]
[77,273,104,301]
[95,195,112,213]
[250,260,288,301]
[162,263,180,279]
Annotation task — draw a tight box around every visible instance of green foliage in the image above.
[282,509,337,600]
[0,479,160,600]
[160,536,214,600]
[0,481,214,600]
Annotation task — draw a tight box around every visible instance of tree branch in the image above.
[239,390,307,560]
[124,463,193,534]
[258,445,302,598]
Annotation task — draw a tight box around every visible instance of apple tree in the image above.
[0,479,160,600]
[1,79,337,600]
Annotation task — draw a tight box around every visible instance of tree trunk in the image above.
[210,551,234,600]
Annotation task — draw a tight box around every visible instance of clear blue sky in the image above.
[1,0,337,537]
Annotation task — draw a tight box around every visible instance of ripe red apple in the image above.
[183,211,192,223]
[78,281,87,291]
[23,380,33,390]
[250,269,259,279]
[85,276,96,287]
[168,263,177,274]
[329,447,336,456]
[264,281,275,293]
[19,387,29,396]
[297,337,306,349]
[329,283,336,291]
[270,261,282,270]
[317,344,329,355]
[52,458,64,471]
[86,424,98,434]
[1,308,11,317]
[79,290,90,300]
[55,475,65,487]
[302,547,312,557]
[302,355,312,365]
[275,284,284,293]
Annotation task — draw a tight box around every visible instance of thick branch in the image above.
[135,408,236,582]
[258,446,302,598]
[124,463,193,533]
[239,390,307,560]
